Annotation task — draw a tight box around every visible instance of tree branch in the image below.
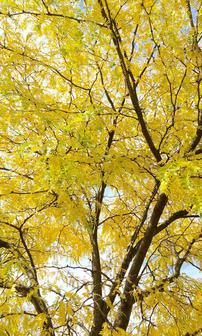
[114,193,168,329]
[98,0,162,162]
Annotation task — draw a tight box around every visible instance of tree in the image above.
[0,0,201,335]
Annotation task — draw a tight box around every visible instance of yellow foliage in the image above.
[0,0,201,335]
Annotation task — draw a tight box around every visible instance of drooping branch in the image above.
[0,9,107,28]
[0,43,90,92]
[0,230,55,335]
[0,280,55,335]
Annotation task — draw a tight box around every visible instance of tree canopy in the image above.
[0,0,201,335]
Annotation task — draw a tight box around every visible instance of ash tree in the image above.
[0,0,201,335]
